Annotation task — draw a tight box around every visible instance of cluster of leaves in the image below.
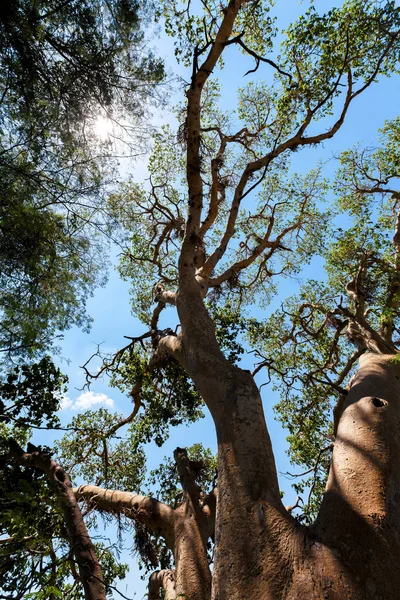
[157,0,275,68]
[280,0,400,122]
[0,356,67,429]
[148,443,217,505]
[0,0,163,122]
[210,304,247,364]
[55,408,146,491]
[111,345,204,447]
[0,428,130,599]
[246,116,400,520]
[0,436,64,599]
[0,194,108,361]
[0,0,165,360]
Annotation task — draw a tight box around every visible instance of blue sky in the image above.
[33,1,400,597]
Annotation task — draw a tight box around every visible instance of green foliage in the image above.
[56,408,146,490]
[0,195,108,360]
[0,447,64,599]
[111,346,204,447]
[157,0,275,67]
[0,356,67,429]
[210,304,247,364]
[148,443,217,506]
[0,0,165,360]
[131,444,217,576]
[280,1,400,121]
[247,116,400,520]
[0,429,129,599]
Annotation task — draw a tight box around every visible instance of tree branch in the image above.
[182,0,245,271]
[3,442,106,600]
[74,485,176,550]
[148,570,176,600]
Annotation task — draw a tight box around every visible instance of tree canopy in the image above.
[0,0,164,361]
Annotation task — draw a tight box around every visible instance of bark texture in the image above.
[5,445,106,600]
[74,452,213,600]
[172,273,400,599]
[148,570,176,599]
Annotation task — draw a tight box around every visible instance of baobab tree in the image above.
[2,1,400,599]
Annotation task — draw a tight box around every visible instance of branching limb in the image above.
[153,283,177,306]
[285,496,302,514]
[224,34,293,82]
[80,334,151,385]
[74,485,176,550]
[334,347,366,389]
[206,219,299,286]
[3,442,106,600]
[149,332,184,369]
[148,570,176,600]
[379,203,400,342]
[201,488,217,542]
[182,0,245,269]
[173,447,203,521]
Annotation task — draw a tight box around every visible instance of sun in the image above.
[93,115,113,141]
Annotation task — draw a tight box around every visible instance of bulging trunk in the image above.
[176,281,400,598]
[300,352,400,599]
[212,367,297,600]
[283,353,400,600]
[211,353,400,599]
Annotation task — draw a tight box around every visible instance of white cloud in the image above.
[74,391,114,410]
[59,391,114,411]
[59,394,73,410]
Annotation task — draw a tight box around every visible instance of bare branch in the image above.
[74,485,176,549]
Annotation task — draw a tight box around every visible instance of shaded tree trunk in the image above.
[74,330,400,598]
[309,353,400,599]
[172,282,400,599]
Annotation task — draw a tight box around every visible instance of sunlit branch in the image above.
[74,485,176,549]
[183,0,245,267]
[224,33,293,82]
[207,219,300,287]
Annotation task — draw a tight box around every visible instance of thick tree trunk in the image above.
[211,367,298,600]
[259,352,400,600]
[175,285,296,599]
[307,352,400,599]
[175,276,400,599]
[148,570,176,599]
[173,448,212,600]
[74,480,212,600]
[69,347,400,599]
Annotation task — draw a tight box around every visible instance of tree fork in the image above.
[174,285,297,599]
[75,479,212,600]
